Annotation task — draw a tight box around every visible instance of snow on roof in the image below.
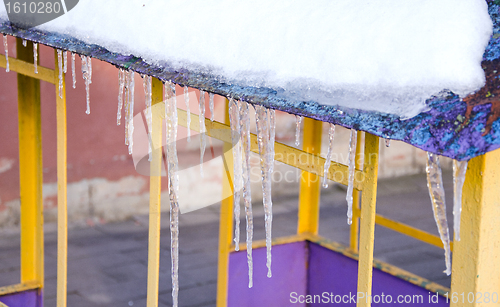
[0,0,493,119]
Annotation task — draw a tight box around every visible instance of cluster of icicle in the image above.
[116,69,136,155]
[425,153,468,276]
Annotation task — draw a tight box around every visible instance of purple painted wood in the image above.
[308,243,448,306]
[0,289,42,307]
[227,241,308,307]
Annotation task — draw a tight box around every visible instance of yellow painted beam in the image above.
[216,99,234,307]
[297,118,323,235]
[350,131,363,252]
[178,110,363,190]
[17,38,44,287]
[0,281,41,296]
[54,49,68,307]
[0,54,55,84]
[356,133,379,307]
[450,150,500,307]
[146,78,164,307]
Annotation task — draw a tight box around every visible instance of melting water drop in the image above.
[323,124,336,188]
[452,160,467,242]
[295,116,302,146]
[239,101,253,288]
[22,39,27,47]
[199,90,206,177]
[184,86,191,142]
[209,92,215,122]
[385,139,391,147]
[426,153,452,275]
[346,129,357,225]
[3,35,9,72]
[229,99,243,251]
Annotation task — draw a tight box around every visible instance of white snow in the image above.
[0,0,492,118]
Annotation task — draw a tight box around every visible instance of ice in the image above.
[22,39,27,47]
[385,139,391,147]
[71,52,76,88]
[426,153,452,275]
[63,51,68,74]
[3,34,8,72]
[124,70,135,155]
[142,75,153,162]
[295,116,302,146]
[453,160,468,242]
[269,109,276,173]
[322,123,335,188]
[33,43,38,74]
[81,56,92,114]
[164,81,180,307]
[117,69,125,125]
[229,98,242,251]
[346,129,357,225]
[209,92,215,122]
[255,105,274,278]
[184,86,191,142]
[199,90,206,177]
[14,0,491,118]
[57,50,63,98]
[239,101,253,288]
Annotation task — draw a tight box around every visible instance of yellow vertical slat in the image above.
[350,131,363,252]
[297,118,323,235]
[54,50,68,307]
[17,38,44,287]
[356,133,379,307]
[146,78,164,307]
[216,98,233,307]
[450,150,500,307]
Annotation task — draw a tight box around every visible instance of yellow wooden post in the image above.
[450,150,500,307]
[356,132,379,307]
[350,131,363,252]
[216,98,234,307]
[146,78,164,307]
[297,118,323,235]
[54,49,68,307]
[17,38,44,288]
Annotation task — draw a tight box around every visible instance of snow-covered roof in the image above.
[1,0,499,160]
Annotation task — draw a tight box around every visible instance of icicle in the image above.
[127,70,135,155]
[346,129,357,225]
[3,35,9,72]
[269,109,276,173]
[81,56,92,114]
[323,124,336,188]
[22,39,27,47]
[142,75,153,162]
[71,52,76,88]
[63,51,68,74]
[295,115,302,146]
[453,160,467,242]
[33,43,38,74]
[240,101,253,288]
[229,99,243,252]
[117,69,125,125]
[426,153,452,275]
[124,71,130,146]
[57,50,63,98]
[164,81,180,307]
[199,90,207,177]
[184,86,191,142]
[385,139,391,147]
[255,105,273,278]
[209,92,215,122]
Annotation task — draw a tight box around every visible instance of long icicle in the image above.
[127,70,135,155]
[199,90,206,177]
[295,115,302,146]
[323,123,336,188]
[63,51,68,74]
[269,109,276,174]
[117,69,125,125]
[33,43,38,74]
[164,81,180,307]
[142,75,153,162]
[346,129,357,225]
[124,71,130,146]
[209,92,215,122]
[240,101,253,288]
[184,86,191,142]
[255,105,273,278]
[452,160,468,242]
[229,99,243,251]
[426,153,452,275]
[81,56,91,114]
[57,50,64,98]
[3,35,9,72]
[71,52,76,88]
